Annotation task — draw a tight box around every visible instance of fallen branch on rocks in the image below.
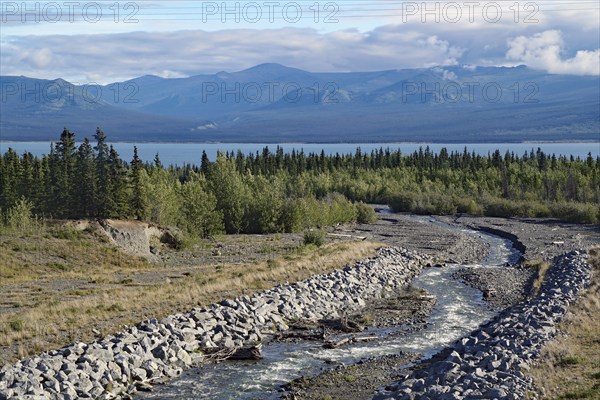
[275,327,326,341]
[288,322,319,330]
[324,335,378,349]
[324,337,350,349]
[203,347,238,362]
[203,344,263,362]
[228,344,263,361]
[327,233,367,240]
[320,317,363,333]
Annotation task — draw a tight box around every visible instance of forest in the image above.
[0,128,598,240]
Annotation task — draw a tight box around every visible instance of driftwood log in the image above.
[275,327,326,341]
[323,335,377,349]
[204,343,263,362]
[320,317,363,333]
[327,233,367,240]
[228,344,263,360]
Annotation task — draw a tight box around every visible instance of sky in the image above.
[1,0,599,82]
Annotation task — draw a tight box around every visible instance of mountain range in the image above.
[1,63,598,142]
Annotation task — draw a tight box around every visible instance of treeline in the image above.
[0,128,376,237]
[199,142,599,224]
[1,128,599,239]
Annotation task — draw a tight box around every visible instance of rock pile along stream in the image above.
[0,247,428,400]
[373,249,592,400]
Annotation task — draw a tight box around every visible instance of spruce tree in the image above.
[19,152,35,200]
[200,150,210,175]
[107,146,129,218]
[94,128,111,217]
[153,153,162,169]
[37,156,52,215]
[75,139,97,217]
[0,149,20,209]
[54,128,77,217]
[130,146,148,220]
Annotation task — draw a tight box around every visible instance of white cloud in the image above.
[27,48,55,68]
[157,70,187,79]
[0,27,466,82]
[432,67,458,81]
[1,10,598,82]
[506,30,600,76]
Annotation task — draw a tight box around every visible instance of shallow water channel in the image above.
[137,216,521,400]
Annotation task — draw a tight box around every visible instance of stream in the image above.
[137,216,521,400]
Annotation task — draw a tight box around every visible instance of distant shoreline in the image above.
[2,141,597,165]
[2,140,599,145]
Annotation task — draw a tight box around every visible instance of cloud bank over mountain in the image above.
[1,2,598,82]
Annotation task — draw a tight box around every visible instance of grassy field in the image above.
[528,248,600,399]
[0,223,380,362]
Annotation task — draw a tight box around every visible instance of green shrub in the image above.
[6,198,39,233]
[323,193,357,225]
[173,234,203,250]
[47,262,67,271]
[303,229,326,247]
[524,201,551,218]
[8,318,24,332]
[549,202,599,224]
[355,201,377,223]
[49,227,82,240]
[484,198,519,218]
[389,191,416,213]
[558,355,585,367]
[456,198,484,216]
[416,192,458,215]
[107,303,126,312]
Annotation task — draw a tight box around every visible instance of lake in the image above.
[0,142,598,166]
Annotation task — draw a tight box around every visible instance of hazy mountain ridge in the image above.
[1,64,598,142]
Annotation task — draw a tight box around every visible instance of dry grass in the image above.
[528,247,600,399]
[0,227,152,283]
[0,227,381,362]
[525,260,553,297]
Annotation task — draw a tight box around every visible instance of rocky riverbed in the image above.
[282,353,422,400]
[277,288,436,400]
[441,215,600,261]
[373,250,591,400]
[275,214,596,400]
[0,247,429,399]
[338,211,491,265]
[453,266,536,309]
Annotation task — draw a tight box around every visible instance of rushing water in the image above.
[137,217,521,400]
